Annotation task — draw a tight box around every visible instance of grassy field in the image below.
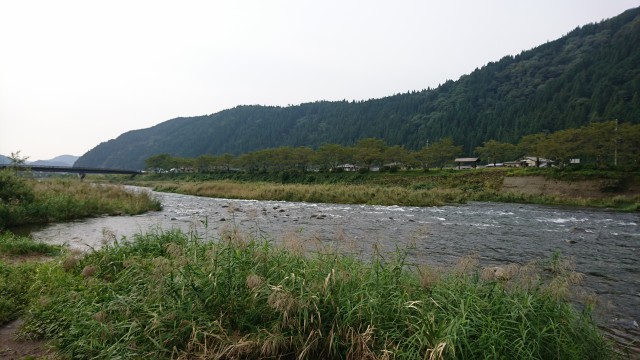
[10,228,615,359]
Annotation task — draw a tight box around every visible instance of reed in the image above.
[150,180,472,207]
[144,175,639,211]
[18,228,614,359]
[0,175,162,228]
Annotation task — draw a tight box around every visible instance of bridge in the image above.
[0,164,143,178]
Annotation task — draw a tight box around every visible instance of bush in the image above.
[0,170,34,205]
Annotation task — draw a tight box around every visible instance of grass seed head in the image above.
[81,265,97,278]
[418,264,442,288]
[453,255,479,275]
[92,310,107,323]
[246,274,265,291]
[61,254,80,271]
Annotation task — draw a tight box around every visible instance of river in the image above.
[23,188,640,354]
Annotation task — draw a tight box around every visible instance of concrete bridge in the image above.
[0,164,143,178]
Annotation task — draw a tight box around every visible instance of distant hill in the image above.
[76,7,640,170]
[30,155,79,167]
[0,154,79,167]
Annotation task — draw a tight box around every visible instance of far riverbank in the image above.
[126,168,640,211]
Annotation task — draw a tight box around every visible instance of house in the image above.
[522,156,553,167]
[503,160,527,167]
[499,156,553,168]
[454,157,480,169]
[335,163,359,172]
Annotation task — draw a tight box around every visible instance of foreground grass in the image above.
[0,232,63,324]
[0,173,162,228]
[16,228,614,359]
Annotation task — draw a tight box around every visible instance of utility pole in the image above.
[614,119,618,167]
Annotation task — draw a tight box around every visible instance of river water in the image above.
[23,188,640,354]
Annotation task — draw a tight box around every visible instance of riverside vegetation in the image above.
[0,170,162,229]
[0,170,626,358]
[0,170,161,356]
[4,227,617,359]
[136,167,640,211]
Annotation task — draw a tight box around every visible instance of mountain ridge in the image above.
[0,154,79,167]
[76,7,640,169]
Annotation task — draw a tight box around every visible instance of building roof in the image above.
[523,156,553,163]
[454,157,480,162]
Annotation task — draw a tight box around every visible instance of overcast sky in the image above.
[1,0,638,161]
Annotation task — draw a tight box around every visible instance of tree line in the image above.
[145,120,640,173]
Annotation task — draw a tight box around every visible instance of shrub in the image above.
[0,170,34,205]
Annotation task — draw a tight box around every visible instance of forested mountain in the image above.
[76,7,640,169]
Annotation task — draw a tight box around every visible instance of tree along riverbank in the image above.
[129,168,640,211]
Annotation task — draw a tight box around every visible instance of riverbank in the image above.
[129,168,640,211]
[6,228,618,359]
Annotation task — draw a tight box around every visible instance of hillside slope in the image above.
[76,7,640,169]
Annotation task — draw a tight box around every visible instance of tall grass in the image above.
[0,260,41,324]
[147,178,640,211]
[472,190,640,211]
[0,176,162,228]
[0,232,63,325]
[150,180,471,207]
[19,228,614,359]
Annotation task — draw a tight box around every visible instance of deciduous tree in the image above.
[475,140,516,166]
[354,138,387,170]
[315,143,349,171]
[418,138,462,170]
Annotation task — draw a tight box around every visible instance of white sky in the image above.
[1,0,638,161]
